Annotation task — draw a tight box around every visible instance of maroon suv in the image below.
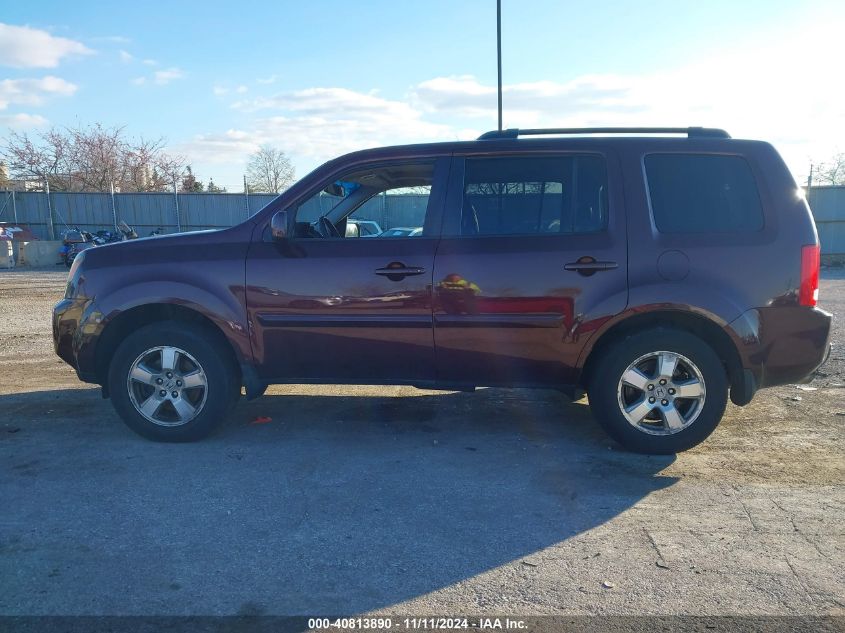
[53,127,831,453]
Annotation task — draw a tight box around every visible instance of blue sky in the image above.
[1,0,843,189]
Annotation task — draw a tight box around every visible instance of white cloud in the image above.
[256,74,278,85]
[235,85,248,94]
[177,14,843,186]
[409,23,845,181]
[176,86,456,179]
[142,58,157,66]
[131,67,185,86]
[0,76,77,110]
[0,23,93,68]
[0,112,48,129]
[119,49,133,63]
[92,35,130,44]
[153,67,184,85]
[212,85,228,96]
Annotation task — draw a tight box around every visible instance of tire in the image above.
[108,321,239,442]
[587,328,728,454]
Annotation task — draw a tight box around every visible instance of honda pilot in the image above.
[53,127,832,453]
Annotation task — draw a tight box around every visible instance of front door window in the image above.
[291,162,436,240]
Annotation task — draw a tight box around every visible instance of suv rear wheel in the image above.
[587,328,728,454]
[108,322,238,441]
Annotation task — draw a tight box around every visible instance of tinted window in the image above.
[645,154,764,233]
[461,156,608,236]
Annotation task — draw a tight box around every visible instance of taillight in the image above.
[799,244,820,307]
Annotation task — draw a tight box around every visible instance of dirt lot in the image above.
[0,267,843,617]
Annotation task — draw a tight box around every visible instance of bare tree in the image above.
[246,145,295,193]
[1,124,184,192]
[812,153,845,186]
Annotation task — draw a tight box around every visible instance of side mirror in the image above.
[271,210,289,240]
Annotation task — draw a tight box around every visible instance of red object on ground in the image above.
[251,416,272,425]
[0,223,39,241]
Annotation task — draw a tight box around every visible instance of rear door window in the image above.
[460,155,608,236]
[645,154,764,233]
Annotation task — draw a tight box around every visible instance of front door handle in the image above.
[564,257,618,275]
[375,263,426,280]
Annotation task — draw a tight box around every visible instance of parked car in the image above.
[379,227,423,238]
[346,219,383,237]
[53,127,831,453]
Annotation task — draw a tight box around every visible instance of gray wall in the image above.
[3,187,845,253]
[0,190,429,240]
[808,187,845,255]
[0,191,277,239]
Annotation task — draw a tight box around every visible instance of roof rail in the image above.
[476,127,731,140]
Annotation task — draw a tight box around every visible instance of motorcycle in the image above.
[60,221,139,267]
[60,228,94,268]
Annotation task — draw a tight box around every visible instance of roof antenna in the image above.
[497,0,503,132]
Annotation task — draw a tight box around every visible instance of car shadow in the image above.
[0,387,677,615]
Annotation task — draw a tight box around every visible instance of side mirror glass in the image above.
[271,210,289,240]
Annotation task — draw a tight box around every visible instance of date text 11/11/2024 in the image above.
[308,617,528,630]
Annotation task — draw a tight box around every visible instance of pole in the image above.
[382,189,387,228]
[110,180,118,230]
[244,174,249,218]
[806,163,814,204]
[12,189,17,224]
[497,0,503,131]
[45,179,55,240]
[173,177,181,232]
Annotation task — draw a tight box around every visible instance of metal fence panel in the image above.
[115,193,178,235]
[808,187,845,222]
[247,194,277,216]
[809,187,845,254]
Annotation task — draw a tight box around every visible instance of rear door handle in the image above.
[564,258,618,274]
[375,263,426,279]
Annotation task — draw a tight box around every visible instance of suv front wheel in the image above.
[587,328,728,454]
[108,321,239,441]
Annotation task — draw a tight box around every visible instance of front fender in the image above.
[75,280,252,380]
[99,280,246,334]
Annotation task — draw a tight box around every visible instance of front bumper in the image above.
[53,297,103,383]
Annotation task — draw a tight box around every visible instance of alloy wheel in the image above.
[126,346,208,427]
[616,350,706,435]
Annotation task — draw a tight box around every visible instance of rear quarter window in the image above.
[645,154,764,233]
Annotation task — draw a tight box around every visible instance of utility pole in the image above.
[110,179,118,230]
[45,178,55,240]
[244,174,250,218]
[497,0,503,131]
[173,176,181,232]
[806,163,814,205]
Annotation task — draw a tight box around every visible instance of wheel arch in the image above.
[579,309,744,397]
[95,303,243,390]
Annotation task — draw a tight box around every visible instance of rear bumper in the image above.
[728,305,832,395]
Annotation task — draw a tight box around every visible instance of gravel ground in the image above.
[0,267,843,617]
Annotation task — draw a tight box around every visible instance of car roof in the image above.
[331,132,768,165]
